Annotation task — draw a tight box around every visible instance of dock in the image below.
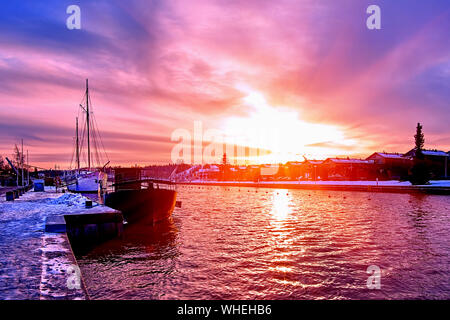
[0,187,123,300]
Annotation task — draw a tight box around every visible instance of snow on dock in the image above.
[0,187,120,300]
[39,233,87,300]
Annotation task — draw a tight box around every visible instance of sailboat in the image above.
[67,79,177,225]
[67,79,109,193]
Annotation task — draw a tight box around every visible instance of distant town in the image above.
[140,124,450,184]
[1,124,449,186]
[141,148,449,183]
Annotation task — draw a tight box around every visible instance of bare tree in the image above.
[13,144,25,168]
[0,155,5,170]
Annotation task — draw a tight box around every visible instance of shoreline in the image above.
[177,180,450,195]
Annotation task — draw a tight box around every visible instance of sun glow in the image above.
[222,90,356,163]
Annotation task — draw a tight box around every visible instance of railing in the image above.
[105,178,177,194]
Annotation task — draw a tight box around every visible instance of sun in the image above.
[221,89,356,163]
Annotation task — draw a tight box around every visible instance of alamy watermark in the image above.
[366,5,381,30]
[66,5,81,30]
[66,264,82,290]
[366,265,381,289]
[66,4,381,31]
[170,121,282,165]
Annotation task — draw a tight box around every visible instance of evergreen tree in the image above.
[414,122,425,159]
[409,122,430,185]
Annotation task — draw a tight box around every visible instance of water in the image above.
[77,186,450,299]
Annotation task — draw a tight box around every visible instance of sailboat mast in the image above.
[86,79,91,171]
[21,139,24,187]
[76,117,80,171]
[27,149,29,185]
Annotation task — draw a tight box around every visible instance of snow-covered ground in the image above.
[186,180,450,187]
[0,187,116,299]
[39,233,87,300]
[0,187,116,215]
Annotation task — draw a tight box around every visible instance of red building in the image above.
[366,152,412,180]
[403,149,449,179]
[322,158,375,180]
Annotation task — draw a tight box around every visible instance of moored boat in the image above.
[104,168,177,224]
[66,79,110,193]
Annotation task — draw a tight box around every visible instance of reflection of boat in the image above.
[77,217,178,262]
[105,168,177,225]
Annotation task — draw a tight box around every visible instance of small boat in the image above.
[104,168,177,225]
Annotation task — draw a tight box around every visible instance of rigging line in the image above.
[70,104,84,171]
[77,92,86,121]
[86,109,96,165]
[80,128,87,168]
[91,93,107,166]
[78,92,88,146]
[94,123,102,162]
[69,100,84,170]
[90,123,99,168]
[69,137,76,170]
[79,120,86,157]
[87,91,99,168]
[80,89,87,106]
[79,116,87,168]
[92,123,103,168]
[71,115,82,170]
[91,114,106,165]
[80,151,86,169]
[94,136,102,168]
[88,92,109,166]
[71,128,76,169]
[87,111,101,169]
[92,112,110,163]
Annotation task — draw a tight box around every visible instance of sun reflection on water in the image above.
[270,190,292,222]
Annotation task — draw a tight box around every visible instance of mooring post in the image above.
[6,191,14,201]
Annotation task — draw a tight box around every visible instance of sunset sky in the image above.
[0,0,449,168]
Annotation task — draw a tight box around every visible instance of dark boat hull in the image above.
[105,188,177,224]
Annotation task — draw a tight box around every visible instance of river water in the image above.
[77,186,450,299]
